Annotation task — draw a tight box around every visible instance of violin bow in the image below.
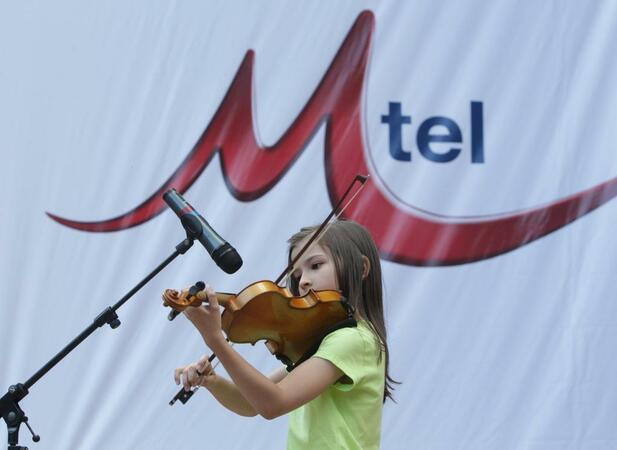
[275,173,369,285]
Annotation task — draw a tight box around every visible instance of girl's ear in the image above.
[361,255,371,279]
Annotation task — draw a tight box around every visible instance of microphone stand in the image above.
[0,237,195,450]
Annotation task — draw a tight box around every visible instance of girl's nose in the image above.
[299,275,311,292]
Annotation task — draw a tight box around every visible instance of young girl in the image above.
[174,220,397,449]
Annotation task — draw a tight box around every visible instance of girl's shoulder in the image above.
[319,320,382,359]
[314,320,385,389]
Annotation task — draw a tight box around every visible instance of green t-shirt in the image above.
[287,321,385,450]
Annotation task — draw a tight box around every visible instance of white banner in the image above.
[1,1,616,449]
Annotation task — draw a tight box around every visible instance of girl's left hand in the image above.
[183,284,225,348]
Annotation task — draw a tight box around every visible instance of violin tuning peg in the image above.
[189,281,206,296]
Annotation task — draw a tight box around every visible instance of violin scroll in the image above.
[163,281,235,321]
[162,281,209,321]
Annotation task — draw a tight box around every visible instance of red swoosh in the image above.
[47,11,617,266]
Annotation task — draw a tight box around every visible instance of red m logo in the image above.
[47,11,617,266]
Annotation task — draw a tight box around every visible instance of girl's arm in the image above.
[175,359,289,417]
[183,287,344,420]
[209,337,343,419]
[205,374,257,417]
[205,366,290,417]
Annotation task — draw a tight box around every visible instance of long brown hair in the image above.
[287,219,398,402]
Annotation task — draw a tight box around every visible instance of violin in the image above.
[162,280,354,368]
[166,174,367,405]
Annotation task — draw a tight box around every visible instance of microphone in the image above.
[163,189,243,274]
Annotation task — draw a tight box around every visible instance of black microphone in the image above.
[163,189,243,274]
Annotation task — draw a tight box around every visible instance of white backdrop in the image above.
[1,1,617,449]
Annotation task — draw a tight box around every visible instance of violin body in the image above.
[163,280,354,368]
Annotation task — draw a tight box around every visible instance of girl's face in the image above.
[290,237,339,296]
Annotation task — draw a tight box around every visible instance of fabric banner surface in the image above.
[1,1,616,449]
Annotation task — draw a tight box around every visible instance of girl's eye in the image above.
[311,262,323,270]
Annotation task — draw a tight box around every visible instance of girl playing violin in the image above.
[174,220,397,450]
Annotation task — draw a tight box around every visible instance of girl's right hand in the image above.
[174,355,216,391]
